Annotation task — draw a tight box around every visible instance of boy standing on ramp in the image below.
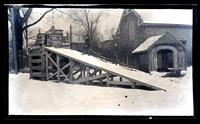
[85,35,90,55]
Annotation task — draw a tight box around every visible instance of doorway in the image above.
[157,49,173,72]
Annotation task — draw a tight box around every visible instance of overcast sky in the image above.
[28,8,193,41]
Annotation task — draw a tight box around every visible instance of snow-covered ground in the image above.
[9,66,193,115]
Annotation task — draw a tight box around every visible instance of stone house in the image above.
[102,9,192,72]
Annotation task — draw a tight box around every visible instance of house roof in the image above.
[103,9,192,40]
[134,9,192,25]
[132,34,164,54]
[132,31,185,54]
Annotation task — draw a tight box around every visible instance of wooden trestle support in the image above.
[45,48,163,90]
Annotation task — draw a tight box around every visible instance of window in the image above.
[128,20,135,41]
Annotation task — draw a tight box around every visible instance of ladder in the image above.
[29,48,46,80]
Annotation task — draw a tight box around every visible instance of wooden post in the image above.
[120,77,122,81]
[70,59,73,81]
[86,67,90,85]
[110,75,113,81]
[99,70,102,75]
[45,51,49,80]
[82,65,85,79]
[106,73,110,86]
[99,70,103,84]
[57,54,60,81]
[69,24,72,48]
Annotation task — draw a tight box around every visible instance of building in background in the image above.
[34,25,70,48]
[99,9,192,72]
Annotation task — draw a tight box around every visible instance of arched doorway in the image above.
[157,49,173,72]
[150,45,178,72]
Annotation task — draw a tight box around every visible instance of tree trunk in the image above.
[10,8,19,73]
[10,8,24,72]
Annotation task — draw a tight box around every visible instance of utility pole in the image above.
[69,24,72,48]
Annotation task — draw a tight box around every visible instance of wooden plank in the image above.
[99,70,103,84]
[76,73,82,80]
[30,66,42,70]
[106,73,110,86]
[70,59,73,81]
[61,63,70,71]
[48,72,57,79]
[29,52,42,56]
[46,53,57,68]
[82,66,85,79]
[30,59,42,63]
[57,55,60,81]
[46,51,49,80]
[71,73,107,84]
[120,77,122,81]
[30,72,46,77]
[47,51,70,81]
[86,67,90,85]
[72,68,81,76]
[107,81,133,86]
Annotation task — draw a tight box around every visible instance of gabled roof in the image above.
[135,9,192,25]
[112,9,192,38]
[132,34,164,54]
[132,32,184,54]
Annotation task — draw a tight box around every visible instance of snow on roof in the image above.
[132,34,164,54]
[135,9,192,25]
[101,9,192,40]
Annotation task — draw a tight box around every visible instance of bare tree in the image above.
[8,7,53,73]
[57,9,107,48]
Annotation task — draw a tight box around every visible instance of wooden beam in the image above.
[71,73,107,84]
[73,68,82,76]
[106,73,110,86]
[61,63,70,71]
[48,72,57,80]
[120,77,122,81]
[57,55,60,81]
[45,51,49,80]
[46,51,69,81]
[107,81,133,86]
[70,59,73,81]
[89,68,99,76]
[82,66,85,79]
[99,70,103,84]
[110,76,113,81]
[30,59,42,63]
[86,67,90,85]
[76,73,82,80]
[46,53,58,68]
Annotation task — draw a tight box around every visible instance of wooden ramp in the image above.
[44,47,170,91]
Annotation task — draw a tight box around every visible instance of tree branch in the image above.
[8,14,11,22]
[22,8,54,31]
[8,8,11,21]
[92,12,103,35]
[22,8,32,24]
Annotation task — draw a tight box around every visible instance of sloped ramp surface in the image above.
[45,47,173,91]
